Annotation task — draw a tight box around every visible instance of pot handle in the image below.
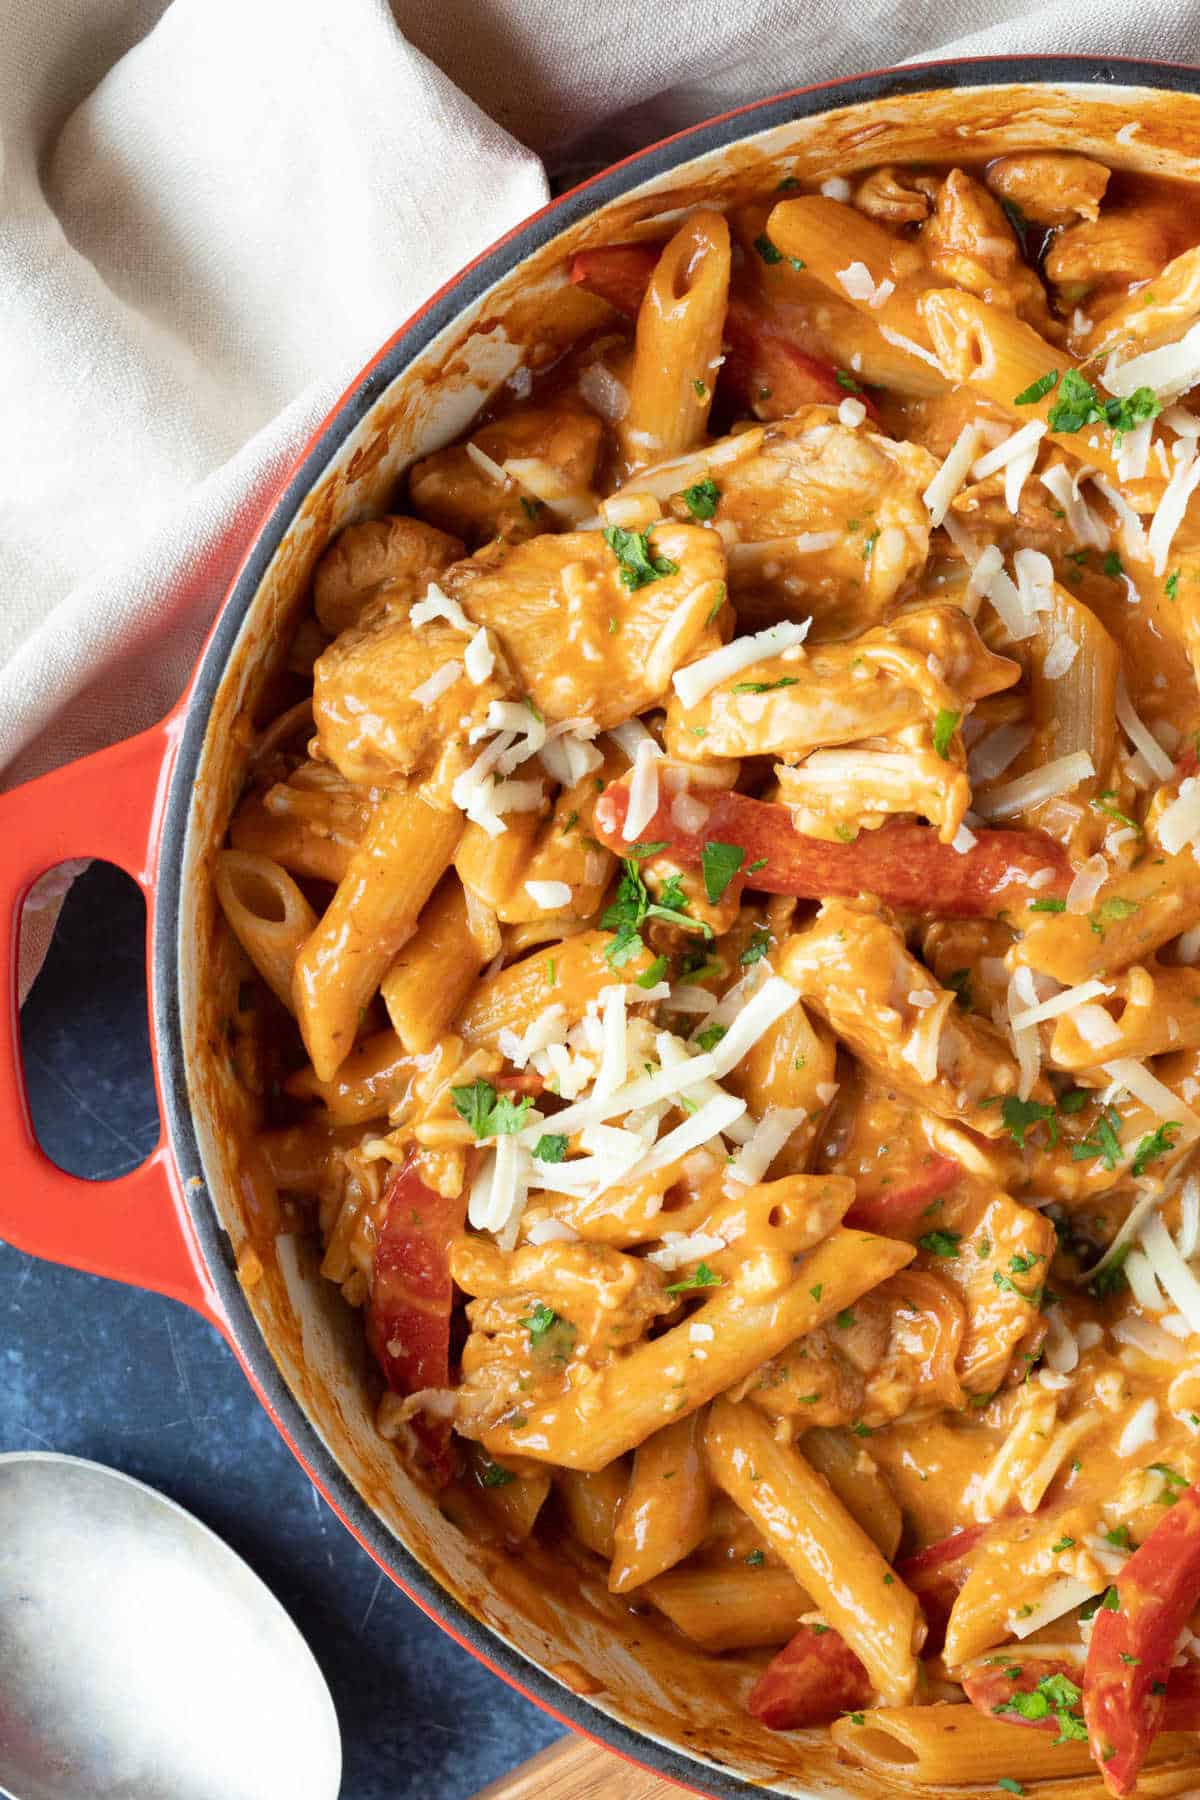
[0,719,221,1323]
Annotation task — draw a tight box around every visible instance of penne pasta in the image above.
[705,1399,922,1705]
[608,1410,710,1593]
[620,210,730,470]
[293,785,463,1081]
[214,849,318,1012]
[381,875,489,1053]
[831,1705,1198,1786]
[643,1565,812,1652]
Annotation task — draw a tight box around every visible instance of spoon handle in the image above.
[469,1733,685,1798]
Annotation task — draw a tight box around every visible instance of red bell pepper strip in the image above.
[896,1522,991,1648]
[568,245,851,416]
[367,1154,466,1486]
[747,1623,872,1729]
[966,1654,1200,1753]
[846,1156,962,1235]
[593,782,1072,921]
[1083,1481,1200,1796]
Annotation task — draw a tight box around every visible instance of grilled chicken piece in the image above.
[445,521,728,729]
[985,153,1110,228]
[664,602,1018,764]
[449,1237,673,1440]
[922,170,1060,338]
[775,738,971,845]
[313,594,511,792]
[925,1187,1056,1393]
[698,415,938,637]
[778,902,1050,1136]
[313,515,463,636]
[1045,204,1181,300]
[409,404,604,546]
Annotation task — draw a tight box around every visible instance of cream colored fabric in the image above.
[5,0,1198,991]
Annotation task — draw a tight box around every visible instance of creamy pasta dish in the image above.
[217,153,1200,1795]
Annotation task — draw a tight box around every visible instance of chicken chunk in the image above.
[985,153,1109,229]
[312,594,512,791]
[703,415,938,638]
[409,404,604,546]
[922,169,1057,336]
[920,1187,1056,1394]
[853,165,938,226]
[775,739,971,846]
[664,603,1018,765]
[445,521,728,729]
[778,902,1050,1137]
[1045,203,1180,302]
[312,515,463,636]
[745,1268,966,1429]
[449,1237,673,1440]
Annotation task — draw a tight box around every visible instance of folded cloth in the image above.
[5,0,1198,994]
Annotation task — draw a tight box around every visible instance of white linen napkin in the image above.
[6,0,1198,994]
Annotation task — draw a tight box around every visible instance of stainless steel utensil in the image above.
[0,1453,342,1800]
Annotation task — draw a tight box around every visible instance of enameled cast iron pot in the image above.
[4,58,1199,1800]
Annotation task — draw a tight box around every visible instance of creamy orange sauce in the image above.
[214,149,1200,1791]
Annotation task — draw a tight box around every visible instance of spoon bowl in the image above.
[0,1453,342,1800]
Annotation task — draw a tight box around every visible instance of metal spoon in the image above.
[0,1452,342,1800]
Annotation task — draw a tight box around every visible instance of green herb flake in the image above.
[918,1229,962,1259]
[681,476,720,520]
[701,840,746,903]
[519,1302,561,1346]
[603,524,679,590]
[481,1462,516,1488]
[1000,1096,1058,1150]
[732,675,800,695]
[451,1079,533,1140]
[998,1779,1025,1795]
[1105,1525,1132,1549]
[1014,370,1059,405]
[836,369,863,393]
[946,967,973,1011]
[754,233,784,264]
[933,707,961,760]
[664,1261,723,1296]
[695,1023,727,1053]
[1131,1122,1180,1177]
[745,1549,766,1567]
[835,1308,856,1330]
[532,1133,569,1164]
[636,954,669,990]
[1103,550,1124,578]
[1166,568,1180,600]
[741,927,772,966]
[1071,1106,1124,1172]
[1046,367,1161,440]
[1051,1536,1076,1554]
[1029,897,1067,913]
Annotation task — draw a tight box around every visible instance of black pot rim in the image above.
[151,52,1200,1798]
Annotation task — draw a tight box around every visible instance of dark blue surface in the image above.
[7,861,560,1799]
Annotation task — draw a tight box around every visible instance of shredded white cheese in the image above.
[971,420,1047,481]
[523,880,572,912]
[1117,1397,1160,1458]
[923,423,982,528]
[623,738,664,841]
[836,261,894,309]
[464,439,511,487]
[672,619,812,710]
[1148,445,1200,574]
[1103,320,1200,403]
[725,1108,807,1187]
[837,396,867,427]
[1158,778,1200,855]
[1104,1057,1200,1130]
[464,628,495,685]
[976,751,1095,819]
[411,582,473,632]
[409,660,462,707]
[1009,979,1110,1033]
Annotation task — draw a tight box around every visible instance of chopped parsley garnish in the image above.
[776,175,800,190]
[664,1261,723,1296]
[993,1268,1040,1303]
[1070,1105,1123,1171]
[1166,568,1180,600]
[1051,1536,1076,1553]
[746,857,768,873]
[732,675,800,694]
[846,1712,866,1727]
[741,927,772,966]
[520,1302,558,1342]
[1091,793,1142,835]
[835,1309,856,1330]
[481,1462,516,1488]
[519,496,545,520]
[1010,1252,1043,1274]
[1044,367,1160,440]
[602,859,711,966]
[695,1023,727,1053]
[810,1284,824,1301]
[603,524,679,590]
[1060,1088,1089,1114]
[1148,1461,1188,1502]
[1105,1525,1132,1549]
[636,954,669,989]
[451,1078,533,1139]
[1097,895,1139,923]
[1014,369,1058,405]
[1103,550,1124,578]
[1029,897,1067,912]
[754,232,783,264]
[1089,1244,1131,1300]
[1131,1122,1179,1176]
[918,1230,962,1258]
[850,1421,873,1437]
[998,1096,1058,1150]
[681,476,720,520]
[836,369,863,393]
[628,840,667,859]
[995,1670,1087,1745]
[701,840,746,903]
[997,1781,1025,1797]
[745,1549,766,1567]
[933,707,961,760]
[1080,1586,1121,1621]
[693,378,708,399]
[946,967,972,1011]
[862,528,879,561]
[533,1133,569,1164]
